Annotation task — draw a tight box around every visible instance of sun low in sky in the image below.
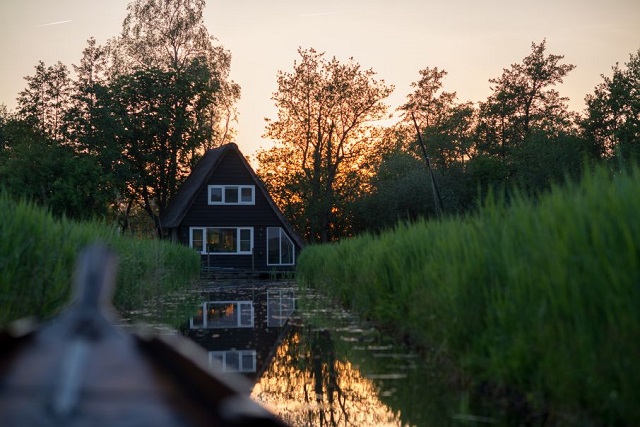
[1,0,639,157]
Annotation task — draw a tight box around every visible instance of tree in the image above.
[400,68,473,168]
[583,49,640,163]
[399,67,476,169]
[16,61,72,142]
[0,118,111,220]
[5,1,238,230]
[118,0,211,71]
[96,0,239,235]
[6,52,113,221]
[96,61,219,234]
[0,104,8,154]
[402,68,455,126]
[374,67,477,219]
[113,0,240,147]
[64,38,111,148]
[258,48,394,242]
[477,40,576,157]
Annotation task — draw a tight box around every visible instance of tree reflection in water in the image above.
[252,323,404,427]
[183,286,502,426]
[126,283,505,425]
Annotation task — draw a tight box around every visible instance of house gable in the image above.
[161,143,304,272]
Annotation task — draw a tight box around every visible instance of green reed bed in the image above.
[297,165,640,425]
[0,192,200,325]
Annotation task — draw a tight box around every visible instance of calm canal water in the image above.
[127,281,509,426]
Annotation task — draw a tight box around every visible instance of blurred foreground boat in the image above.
[0,244,288,426]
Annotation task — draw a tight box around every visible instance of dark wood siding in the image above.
[176,150,299,271]
[185,286,289,380]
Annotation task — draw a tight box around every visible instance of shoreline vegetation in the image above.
[0,191,201,326]
[297,164,640,425]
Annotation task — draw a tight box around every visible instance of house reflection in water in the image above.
[185,283,295,385]
[184,285,505,426]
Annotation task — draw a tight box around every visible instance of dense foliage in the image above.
[0,0,238,235]
[257,48,394,242]
[259,43,639,239]
[297,164,640,425]
[2,29,638,239]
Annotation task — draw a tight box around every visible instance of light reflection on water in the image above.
[129,282,504,426]
[248,286,460,426]
[252,325,408,426]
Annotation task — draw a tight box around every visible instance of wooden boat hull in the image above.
[0,244,287,426]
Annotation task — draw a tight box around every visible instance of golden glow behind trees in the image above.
[258,48,393,242]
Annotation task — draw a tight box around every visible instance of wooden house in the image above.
[161,143,304,273]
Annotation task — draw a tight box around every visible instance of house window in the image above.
[209,350,256,373]
[267,227,295,265]
[190,227,253,254]
[267,288,296,327]
[190,301,254,329]
[191,228,204,253]
[208,185,255,205]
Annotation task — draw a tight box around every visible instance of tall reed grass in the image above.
[297,165,640,425]
[0,192,201,325]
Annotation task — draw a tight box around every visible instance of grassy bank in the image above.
[297,165,640,425]
[0,192,201,325]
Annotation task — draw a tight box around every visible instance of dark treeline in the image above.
[0,0,239,236]
[257,41,640,242]
[1,0,638,242]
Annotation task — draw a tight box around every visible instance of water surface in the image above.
[127,281,506,426]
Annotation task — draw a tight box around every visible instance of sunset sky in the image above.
[1,0,639,158]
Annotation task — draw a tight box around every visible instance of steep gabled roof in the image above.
[160,143,305,249]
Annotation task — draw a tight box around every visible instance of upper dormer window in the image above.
[208,185,255,205]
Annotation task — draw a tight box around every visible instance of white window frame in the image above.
[190,227,205,254]
[208,185,255,205]
[190,301,254,329]
[189,227,253,255]
[266,227,295,266]
[267,288,296,327]
[209,350,257,373]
